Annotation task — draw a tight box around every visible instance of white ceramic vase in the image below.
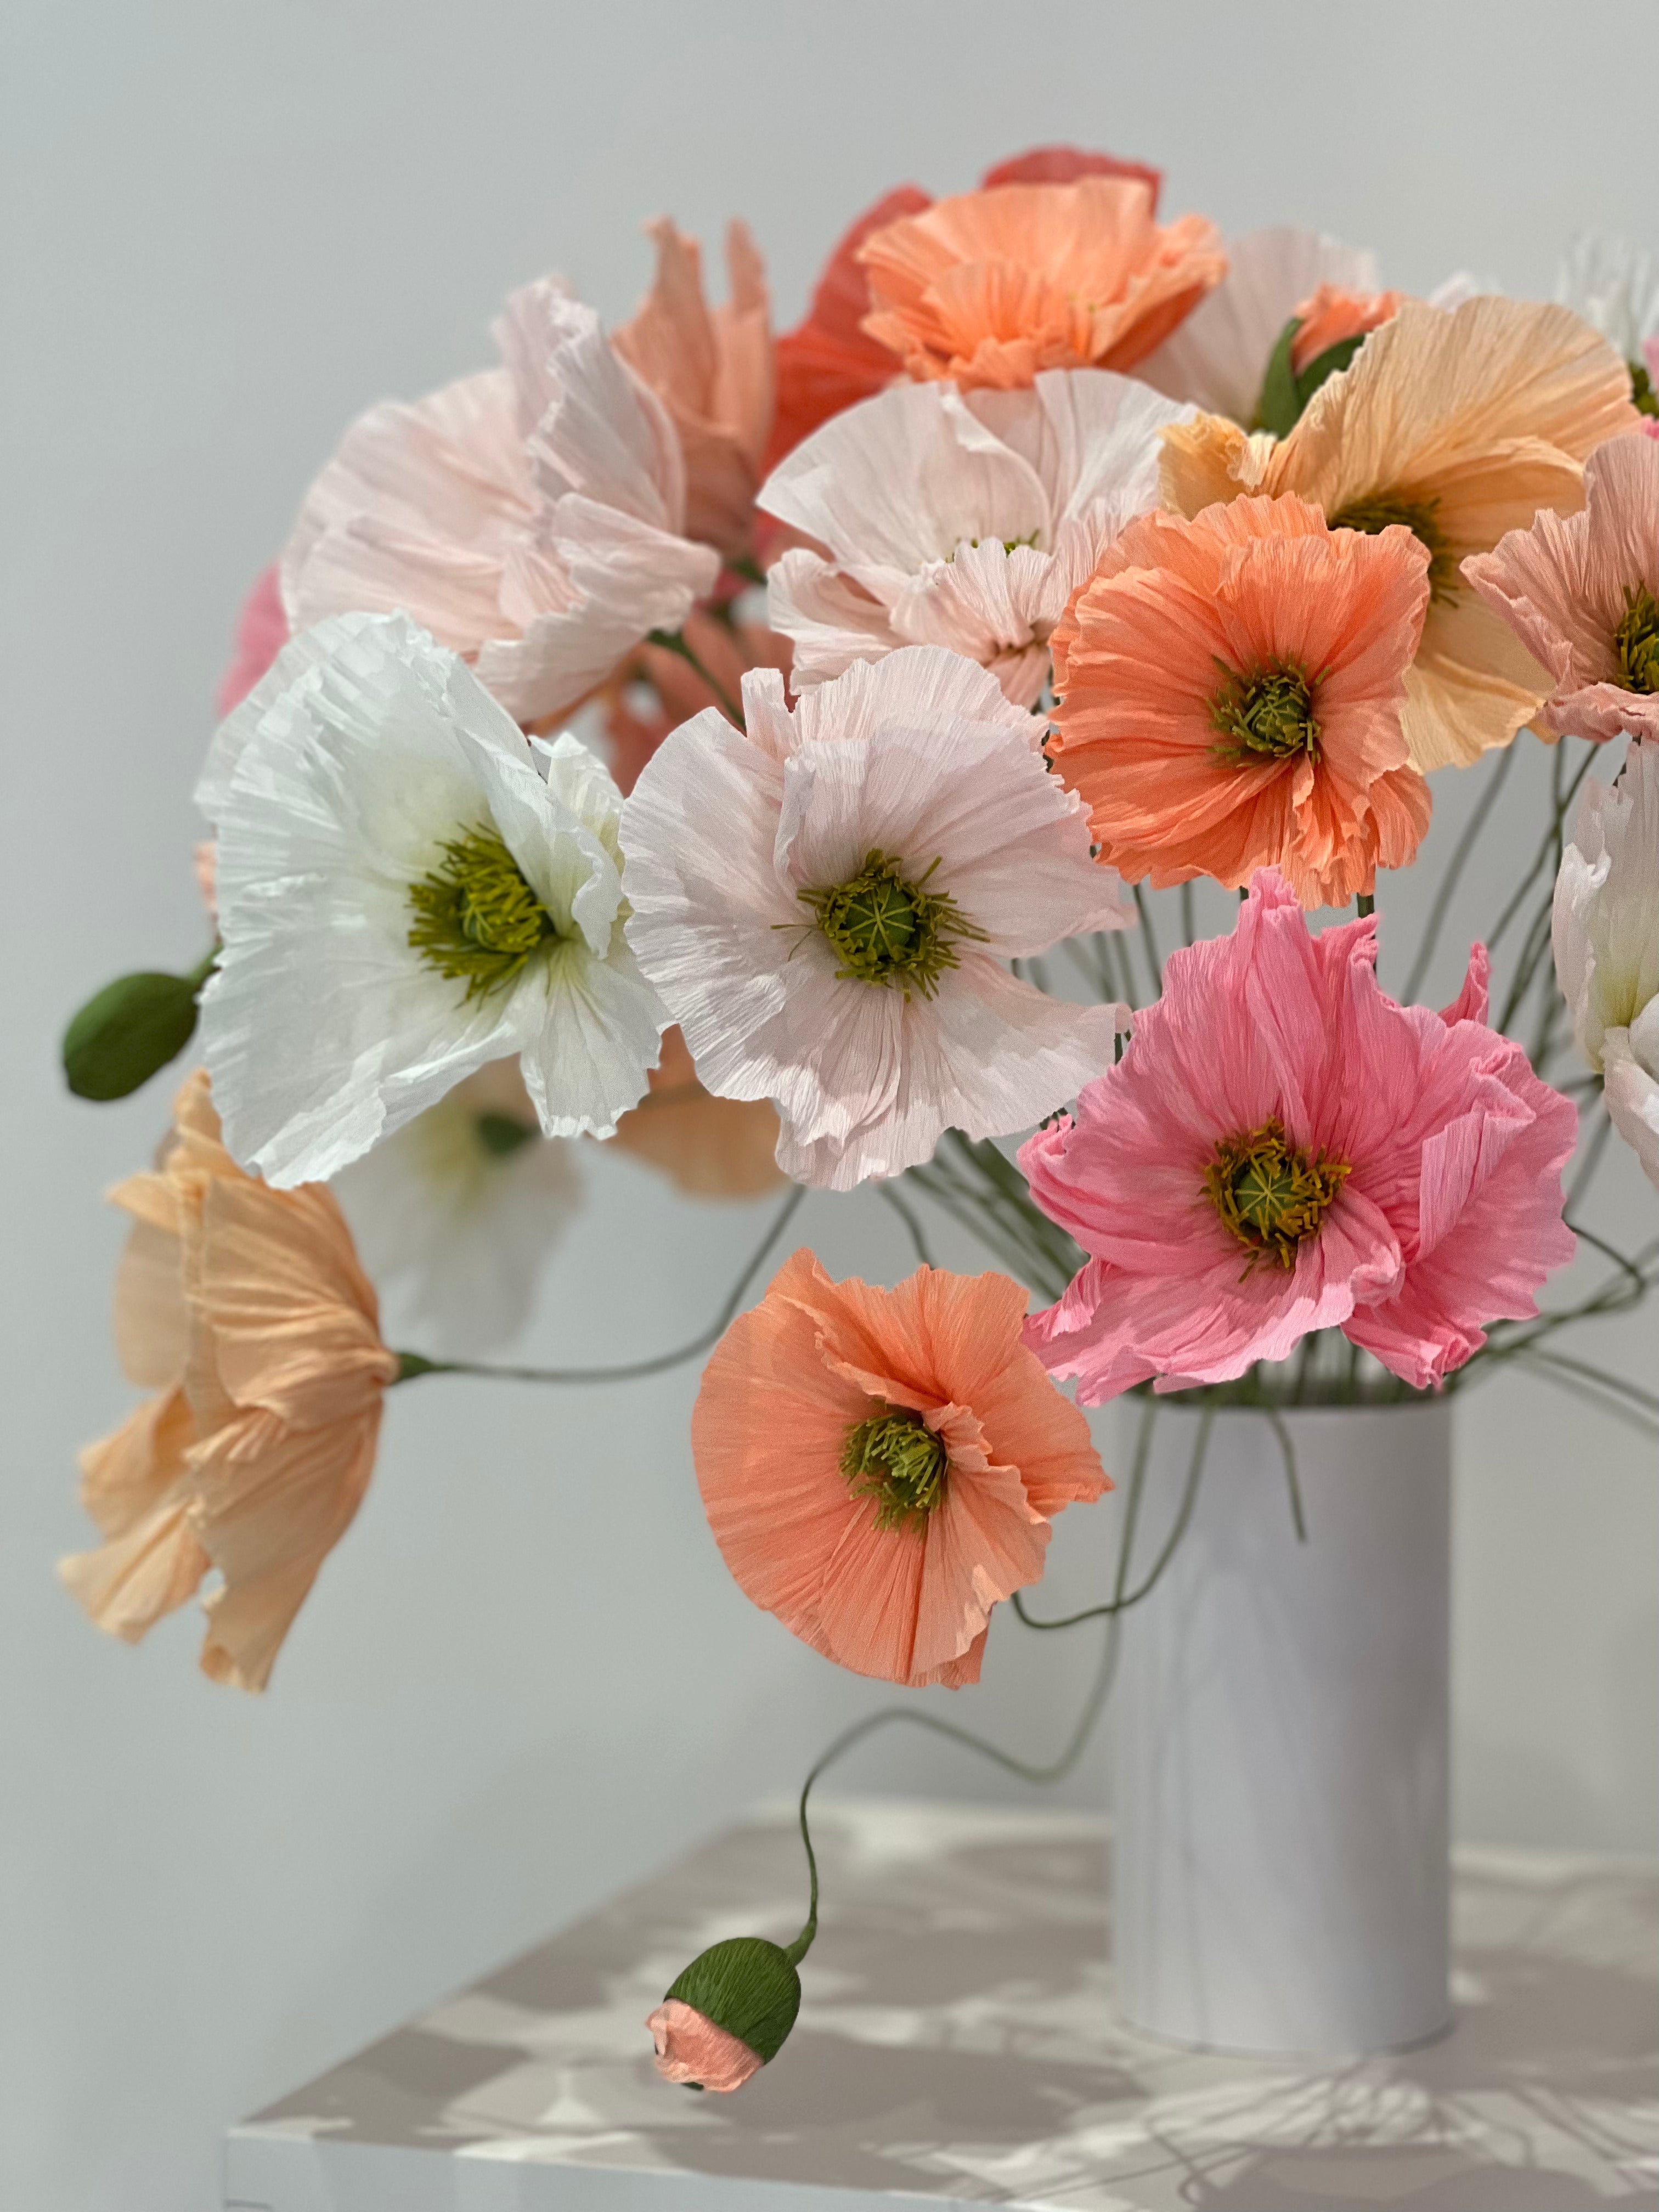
[1111,1398,1452,2056]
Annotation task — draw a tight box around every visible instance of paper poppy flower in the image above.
[1554,737,1659,1187]
[1047,493,1432,908]
[759,368,1190,708]
[692,1253,1109,1686]
[1160,298,1641,769]
[1022,872,1578,1397]
[61,1073,398,1690]
[857,176,1226,394]
[197,613,667,1187]
[765,146,1161,469]
[1464,435,1659,743]
[612,218,773,561]
[619,646,1131,1191]
[215,565,289,716]
[280,278,718,727]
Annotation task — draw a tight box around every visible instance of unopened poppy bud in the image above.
[645,1934,804,2092]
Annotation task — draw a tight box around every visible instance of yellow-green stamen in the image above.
[408,826,559,1001]
[1210,659,1321,764]
[798,851,985,1000]
[842,1406,949,1532]
[1205,1118,1350,1273]
[1613,583,1659,694]
[1328,492,1459,605]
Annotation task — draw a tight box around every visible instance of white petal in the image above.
[1604,1022,1659,1189]
[516,935,665,1138]
[1138,227,1383,422]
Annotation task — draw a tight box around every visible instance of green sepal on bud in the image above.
[62,952,217,1102]
[664,1935,804,2066]
[1253,318,1369,439]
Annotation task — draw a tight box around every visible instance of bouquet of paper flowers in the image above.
[61,145,1658,2090]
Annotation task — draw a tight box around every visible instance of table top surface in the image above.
[228,1797,1659,2212]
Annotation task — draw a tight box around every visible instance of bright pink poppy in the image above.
[215,565,288,716]
[1021,872,1578,1395]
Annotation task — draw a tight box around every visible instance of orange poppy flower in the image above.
[692,1253,1108,1688]
[764,149,1164,469]
[61,1072,397,1690]
[856,177,1226,393]
[611,1026,784,1199]
[1048,494,1432,909]
[1160,297,1641,769]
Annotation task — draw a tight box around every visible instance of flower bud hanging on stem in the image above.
[646,1928,810,2092]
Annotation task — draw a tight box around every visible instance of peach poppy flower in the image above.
[765,149,1163,469]
[612,219,774,561]
[1047,494,1433,909]
[612,1026,784,1198]
[856,177,1226,394]
[601,605,792,795]
[61,1071,398,1691]
[1463,435,1659,742]
[647,2000,764,2094]
[1160,298,1641,770]
[692,1253,1108,1688]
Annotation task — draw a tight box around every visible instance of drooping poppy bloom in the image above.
[1021,872,1578,1397]
[1046,493,1433,908]
[1160,298,1641,770]
[857,177,1226,394]
[620,646,1132,1192]
[1554,737,1659,1187]
[1463,435,1659,743]
[612,218,774,561]
[280,279,718,727]
[760,368,1190,707]
[692,1253,1109,1686]
[61,1073,398,1690]
[765,148,1163,470]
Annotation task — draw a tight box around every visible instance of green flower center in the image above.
[1327,491,1459,605]
[1630,360,1659,420]
[475,1111,538,1158]
[1205,1119,1351,1272]
[408,826,560,1001]
[842,1406,949,1532]
[1211,658,1321,763]
[1613,583,1659,695]
[798,850,985,1000]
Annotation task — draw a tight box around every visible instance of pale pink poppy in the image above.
[620,646,1131,1191]
[280,280,719,726]
[613,219,773,560]
[759,368,1192,708]
[1463,435,1659,742]
[1022,872,1577,1396]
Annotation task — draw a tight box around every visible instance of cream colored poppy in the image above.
[1159,298,1641,770]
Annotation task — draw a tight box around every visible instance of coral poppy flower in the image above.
[602,606,792,796]
[1288,284,1404,376]
[612,218,773,561]
[647,2001,764,2093]
[1021,873,1578,1397]
[1464,435,1659,743]
[1047,493,1433,908]
[856,178,1226,394]
[765,148,1161,470]
[60,1073,398,1690]
[612,1026,785,1198]
[1160,298,1641,770]
[280,279,718,727]
[692,1253,1108,1687]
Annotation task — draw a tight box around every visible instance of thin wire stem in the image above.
[1132,884,1163,997]
[1565,1107,1616,1216]
[877,1181,936,1269]
[393,1184,806,1385]
[645,626,744,726]
[1180,882,1197,949]
[1402,742,1515,1003]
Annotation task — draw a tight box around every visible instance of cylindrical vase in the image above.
[1112,1399,1452,2056]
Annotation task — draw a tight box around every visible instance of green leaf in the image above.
[1252,317,1304,438]
[1294,330,1368,413]
[63,970,205,1101]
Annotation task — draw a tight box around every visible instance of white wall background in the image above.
[3,4,1656,2205]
